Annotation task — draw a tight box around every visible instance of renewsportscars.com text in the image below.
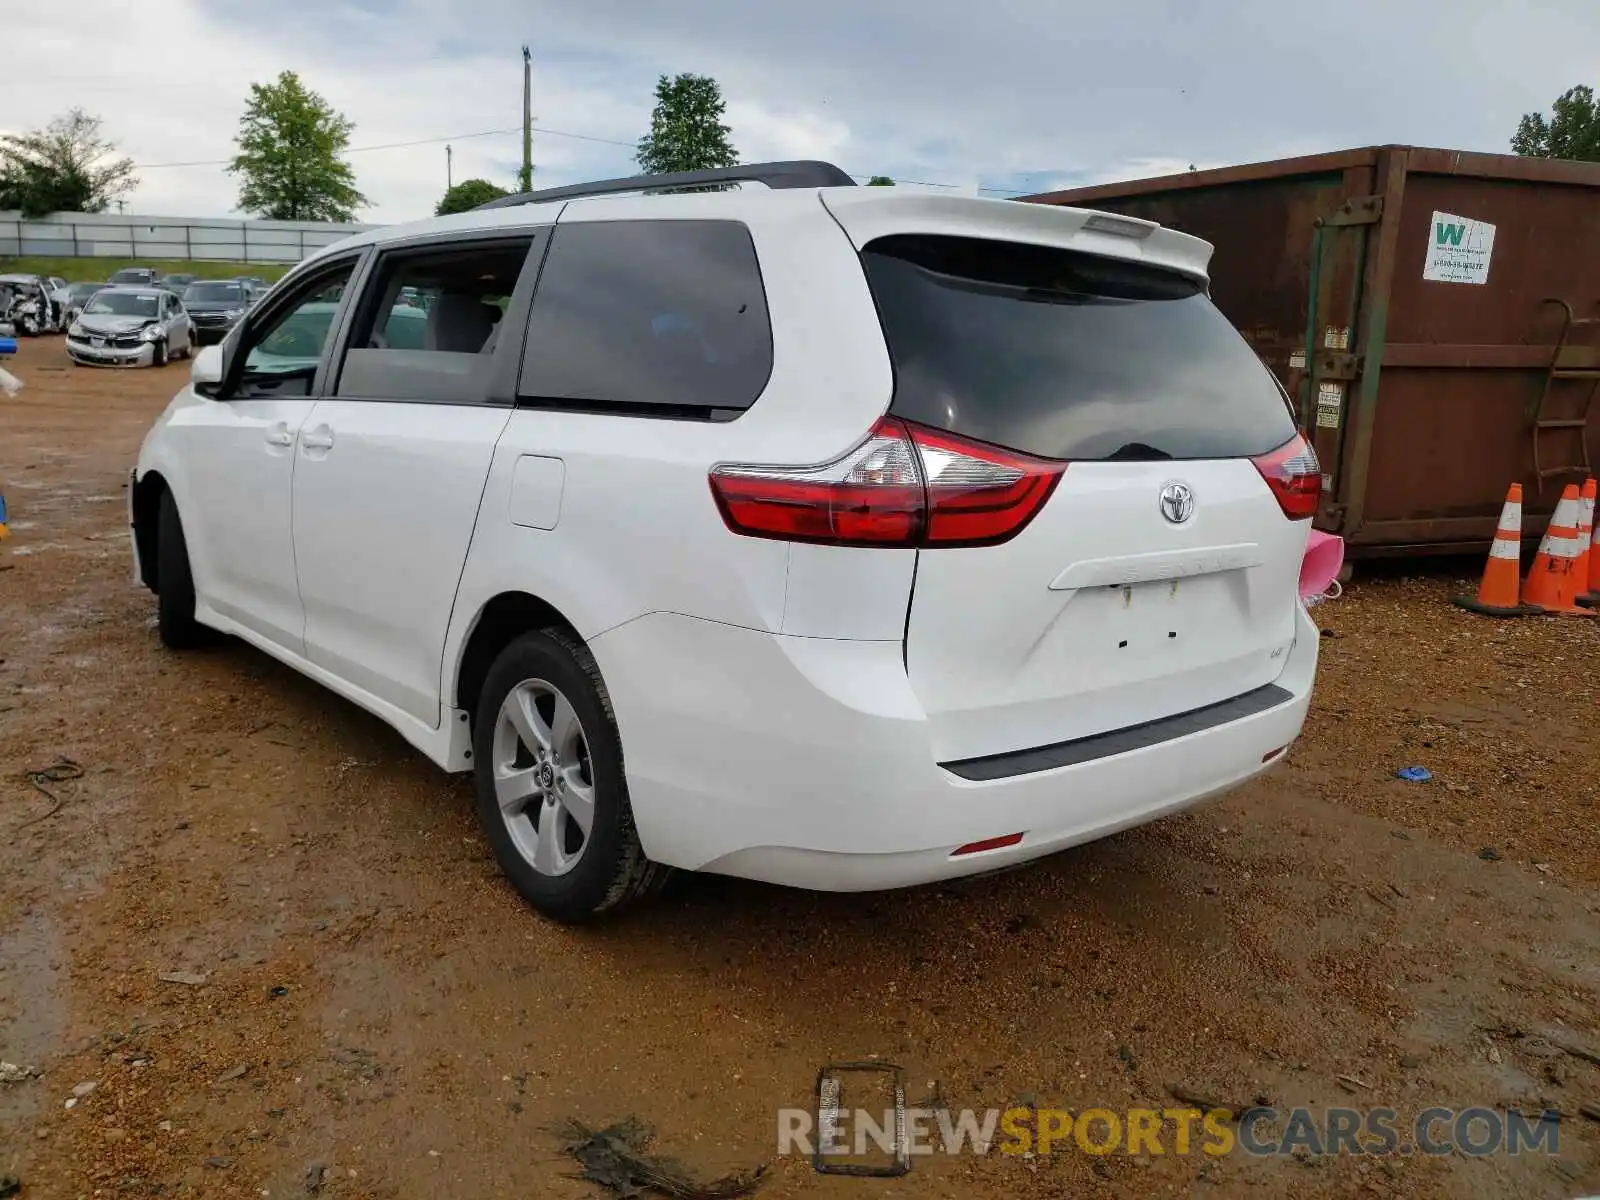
[780,1105,1560,1158]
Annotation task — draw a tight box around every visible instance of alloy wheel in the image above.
[491,678,596,877]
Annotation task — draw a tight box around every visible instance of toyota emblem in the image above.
[1159,482,1196,525]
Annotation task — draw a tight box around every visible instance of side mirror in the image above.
[191,344,224,395]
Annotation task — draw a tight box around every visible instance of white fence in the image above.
[0,211,379,264]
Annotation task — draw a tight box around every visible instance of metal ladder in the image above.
[1531,298,1600,489]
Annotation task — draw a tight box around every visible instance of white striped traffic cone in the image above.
[1522,484,1593,616]
[1455,483,1537,616]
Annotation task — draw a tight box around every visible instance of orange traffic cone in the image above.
[1522,483,1594,616]
[1574,478,1596,605]
[1455,483,1537,616]
[1580,478,1600,609]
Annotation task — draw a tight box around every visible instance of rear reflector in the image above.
[950,832,1025,857]
[709,418,1064,548]
[1251,432,1322,520]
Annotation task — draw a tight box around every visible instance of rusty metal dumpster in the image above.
[1023,146,1600,556]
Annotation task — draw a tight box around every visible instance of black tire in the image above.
[156,491,202,649]
[151,338,168,368]
[473,629,668,922]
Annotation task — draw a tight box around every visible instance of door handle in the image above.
[301,427,335,451]
[265,423,293,447]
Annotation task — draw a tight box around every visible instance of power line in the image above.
[133,122,637,169]
[136,125,511,169]
[844,174,1029,196]
[132,122,1028,195]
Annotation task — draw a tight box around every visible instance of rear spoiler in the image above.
[820,190,1212,283]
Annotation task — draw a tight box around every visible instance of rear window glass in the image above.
[519,220,772,415]
[862,234,1294,461]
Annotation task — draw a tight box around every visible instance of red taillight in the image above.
[708,418,1064,548]
[911,424,1065,545]
[1251,432,1322,520]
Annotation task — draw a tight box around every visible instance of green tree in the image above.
[1511,85,1600,162]
[436,178,510,215]
[0,109,136,217]
[228,71,367,221]
[635,73,738,175]
[867,175,896,186]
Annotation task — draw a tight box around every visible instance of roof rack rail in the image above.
[474,160,857,210]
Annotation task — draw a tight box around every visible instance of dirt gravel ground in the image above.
[1,336,1598,1199]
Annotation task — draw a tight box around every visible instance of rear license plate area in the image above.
[813,1061,909,1177]
[1098,578,1194,650]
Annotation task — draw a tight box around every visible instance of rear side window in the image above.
[862,234,1295,461]
[337,238,531,402]
[519,220,772,416]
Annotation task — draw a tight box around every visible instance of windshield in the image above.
[863,234,1295,461]
[69,284,102,300]
[85,292,159,318]
[185,283,244,303]
[110,271,150,283]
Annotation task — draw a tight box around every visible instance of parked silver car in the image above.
[66,286,193,368]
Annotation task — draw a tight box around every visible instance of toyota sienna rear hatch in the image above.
[858,230,1318,768]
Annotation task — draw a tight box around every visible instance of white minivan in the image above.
[130,161,1321,921]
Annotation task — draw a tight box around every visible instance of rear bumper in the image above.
[592,605,1319,891]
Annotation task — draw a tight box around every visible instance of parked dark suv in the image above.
[182,281,252,344]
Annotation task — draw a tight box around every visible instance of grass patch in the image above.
[0,257,294,284]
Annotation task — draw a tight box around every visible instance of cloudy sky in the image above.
[8,0,1597,223]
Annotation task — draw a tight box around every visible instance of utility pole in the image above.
[446,144,453,191]
[520,45,533,192]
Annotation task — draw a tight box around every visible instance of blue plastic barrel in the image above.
[0,336,17,356]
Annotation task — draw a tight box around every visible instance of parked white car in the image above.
[68,287,193,368]
[129,161,1321,921]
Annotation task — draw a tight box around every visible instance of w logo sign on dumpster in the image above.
[1423,210,1495,285]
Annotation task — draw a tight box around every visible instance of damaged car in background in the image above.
[0,273,65,335]
[66,286,193,368]
[59,282,105,325]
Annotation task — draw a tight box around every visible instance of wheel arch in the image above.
[130,469,171,592]
[453,591,584,729]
